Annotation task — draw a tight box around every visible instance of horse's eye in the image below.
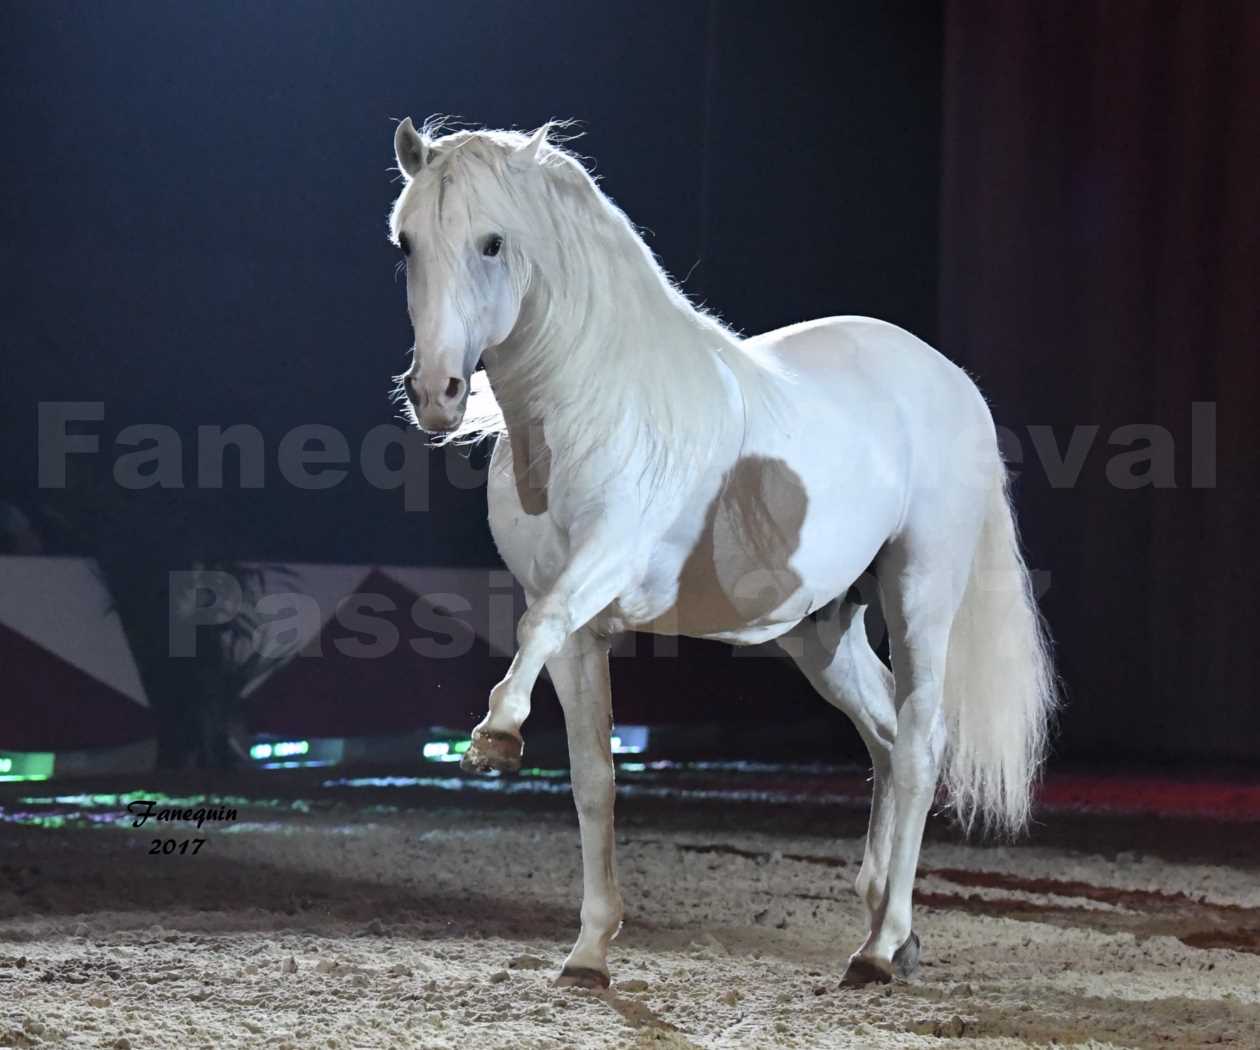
[482,234,503,258]
[398,233,411,257]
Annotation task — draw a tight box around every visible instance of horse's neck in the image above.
[491,236,732,405]
[483,207,760,512]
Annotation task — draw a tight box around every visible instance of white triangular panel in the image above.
[381,565,523,658]
[0,555,148,704]
[240,562,373,697]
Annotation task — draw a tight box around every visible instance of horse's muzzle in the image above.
[405,372,467,433]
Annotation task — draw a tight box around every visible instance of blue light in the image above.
[610,725,649,754]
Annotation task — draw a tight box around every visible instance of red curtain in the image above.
[941,2,1260,761]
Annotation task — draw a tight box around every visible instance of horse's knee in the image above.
[518,600,574,656]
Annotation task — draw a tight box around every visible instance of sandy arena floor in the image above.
[2,768,1259,1049]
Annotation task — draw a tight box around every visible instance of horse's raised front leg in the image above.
[548,628,622,989]
[461,517,634,775]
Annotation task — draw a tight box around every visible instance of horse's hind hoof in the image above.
[459,729,524,775]
[841,953,893,987]
[841,932,919,987]
[555,966,610,990]
[892,930,921,979]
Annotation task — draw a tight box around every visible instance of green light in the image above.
[0,752,55,782]
[422,739,472,763]
[250,741,312,760]
[247,739,343,771]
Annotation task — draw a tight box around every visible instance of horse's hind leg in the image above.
[842,536,971,984]
[778,600,899,930]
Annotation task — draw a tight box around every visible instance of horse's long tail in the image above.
[941,468,1058,837]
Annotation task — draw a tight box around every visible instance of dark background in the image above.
[1,2,1256,763]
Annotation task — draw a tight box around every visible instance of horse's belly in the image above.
[617,451,892,642]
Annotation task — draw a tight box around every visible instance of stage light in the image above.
[422,738,467,762]
[0,752,55,782]
[272,740,310,758]
[610,725,649,754]
[259,760,336,770]
[248,739,339,769]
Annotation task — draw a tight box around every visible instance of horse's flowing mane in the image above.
[389,124,791,506]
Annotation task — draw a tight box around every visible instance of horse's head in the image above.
[388,119,550,433]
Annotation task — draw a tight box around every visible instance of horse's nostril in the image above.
[445,376,465,402]
[403,375,421,406]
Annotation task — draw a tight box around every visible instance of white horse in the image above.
[387,120,1056,988]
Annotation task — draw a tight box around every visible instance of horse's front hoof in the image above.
[555,966,610,990]
[892,930,921,979]
[459,729,524,775]
[840,953,893,987]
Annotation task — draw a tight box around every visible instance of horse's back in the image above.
[750,316,983,413]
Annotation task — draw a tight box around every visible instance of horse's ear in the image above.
[511,124,549,169]
[394,117,429,178]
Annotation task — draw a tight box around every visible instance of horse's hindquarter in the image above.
[757,315,996,527]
